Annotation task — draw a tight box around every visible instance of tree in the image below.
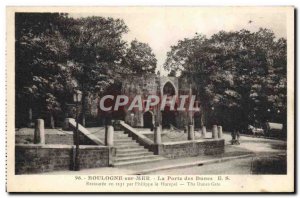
[164,29,287,131]
[68,16,129,126]
[15,14,159,128]
[164,34,220,127]
[15,13,73,127]
[124,39,157,74]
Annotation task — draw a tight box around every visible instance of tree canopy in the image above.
[124,39,157,74]
[164,29,287,131]
[15,13,157,127]
[15,13,73,127]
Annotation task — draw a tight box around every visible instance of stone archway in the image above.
[163,81,176,96]
[143,111,154,129]
[161,81,177,128]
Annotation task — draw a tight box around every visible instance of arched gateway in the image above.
[121,74,197,129]
[161,81,177,128]
[143,111,154,130]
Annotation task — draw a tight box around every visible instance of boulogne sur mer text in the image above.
[87,176,214,181]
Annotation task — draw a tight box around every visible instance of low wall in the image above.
[16,133,74,145]
[153,139,225,159]
[119,121,225,159]
[16,130,100,145]
[15,144,115,174]
[68,119,104,145]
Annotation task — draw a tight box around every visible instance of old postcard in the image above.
[6,6,294,192]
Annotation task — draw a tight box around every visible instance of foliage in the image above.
[124,39,157,74]
[15,13,158,127]
[15,13,73,126]
[164,29,287,130]
[68,16,129,93]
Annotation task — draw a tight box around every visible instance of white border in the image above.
[1,0,298,197]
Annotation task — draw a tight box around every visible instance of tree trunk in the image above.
[27,107,32,127]
[200,105,206,127]
[81,93,86,127]
[82,113,86,127]
[50,112,55,129]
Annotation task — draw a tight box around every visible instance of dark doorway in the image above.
[194,112,201,129]
[163,81,176,96]
[161,109,176,128]
[162,81,177,128]
[143,111,153,129]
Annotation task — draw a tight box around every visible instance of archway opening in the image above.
[143,111,153,129]
[194,112,202,129]
[163,81,176,96]
[162,81,176,128]
[161,105,177,129]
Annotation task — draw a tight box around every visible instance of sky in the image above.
[70,7,288,76]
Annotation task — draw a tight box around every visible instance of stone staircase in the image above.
[112,130,165,167]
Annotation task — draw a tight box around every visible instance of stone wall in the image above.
[153,139,225,159]
[15,144,114,174]
[122,74,158,127]
[15,126,103,146]
[160,76,179,96]
[120,121,225,159]
[16,133,97,145]
[47,134,74,145]
[16,133,74,145]
[120,74,202,129]
[122,74,193,128]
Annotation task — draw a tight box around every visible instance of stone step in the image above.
[116,151,153,157]
[114,139,136,143]
[113,138,130,141]
[94,134,129,139]
[113,156,165,167]
[109,129,165,167]
[116,147,148,153]
[114,144,143,149]
[115,141,136,145]
[114,154,161,163]
[93,137,130,143]
[114,136,133,140]
[114,133,129,137]
[114,141,139,145]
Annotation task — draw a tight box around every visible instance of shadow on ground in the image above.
[251,154,287,174]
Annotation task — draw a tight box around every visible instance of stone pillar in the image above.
[154,125,161,144]
[105,125,114,146]
[218,125,223,139]
[212,125,218,139]
[34,119,45,144]
[202,126,207,138]
[188,124,195,140]
[63,118,74,131]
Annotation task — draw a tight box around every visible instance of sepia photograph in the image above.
[6,6,294,192]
